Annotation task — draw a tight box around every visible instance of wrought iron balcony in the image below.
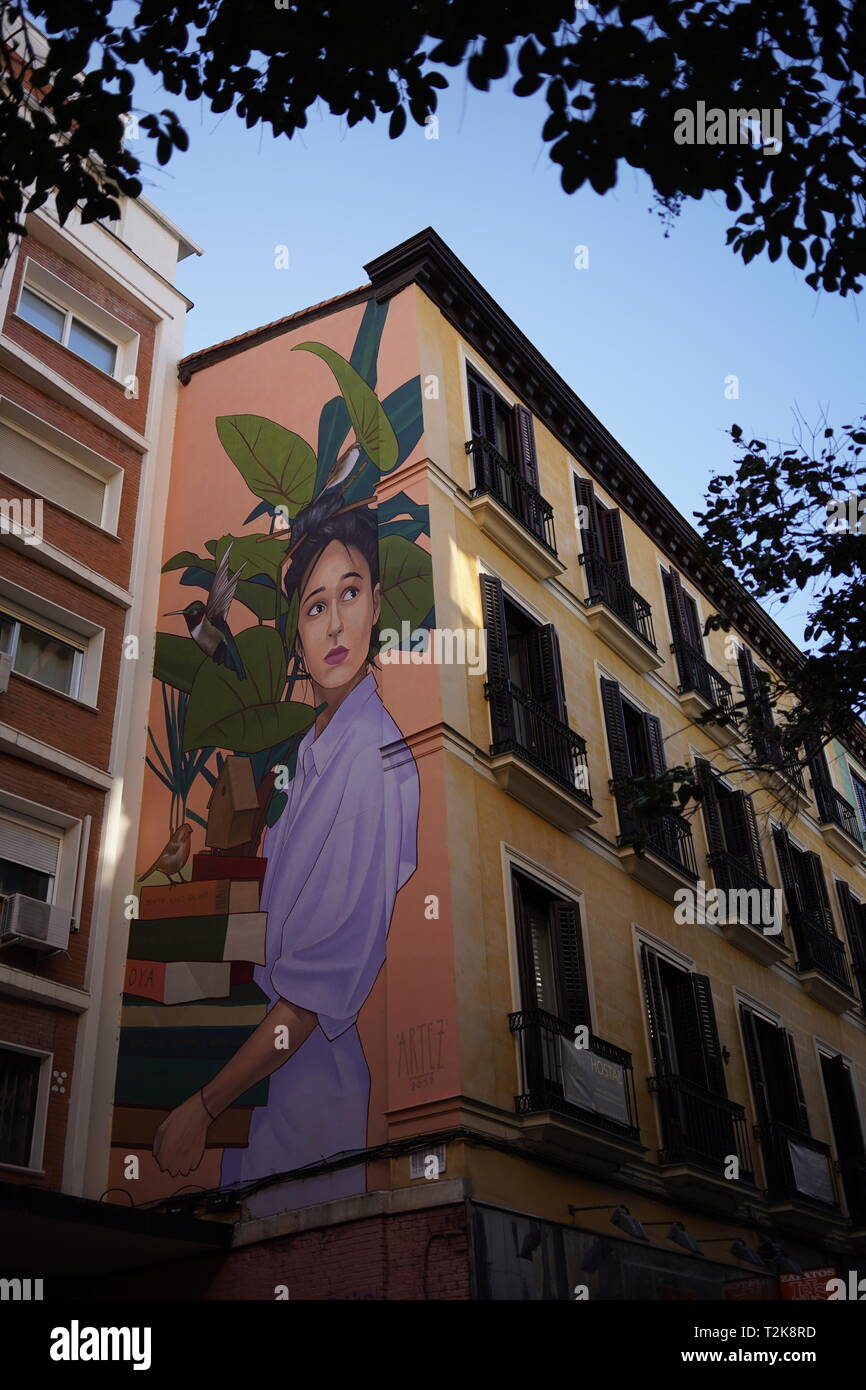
[612,790,699,881]
[814,783,863,848]
[746,719,805,792]
[466,436,557,553]
[580,551,656,650]
[707,849,774,899]
[670,641,736,720]
[756,1121,839,1210]
[648,1072,754,1182]
[486,677,592,804]
[789,908,852,993]
[509,1008,640,1141]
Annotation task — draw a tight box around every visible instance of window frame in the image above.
[0,603,84,700]
[0,1040,53,1174]
[14,257,139,387]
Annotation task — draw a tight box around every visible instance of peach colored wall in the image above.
[113,286,460,1205]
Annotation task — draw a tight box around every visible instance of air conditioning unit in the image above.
[0,893,71,954]
[0,651,11,694]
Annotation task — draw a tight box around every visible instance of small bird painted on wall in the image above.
[137,823,192,885]
[165,544,247,679]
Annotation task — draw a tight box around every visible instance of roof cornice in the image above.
[365,228,866,763]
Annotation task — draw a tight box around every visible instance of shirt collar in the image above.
[301,671,379,777]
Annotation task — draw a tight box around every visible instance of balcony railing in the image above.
[670,641,736,720]
[579,551,657,650]
[708,849,774,899]
[611,788,699,880]
[509,1008,640,1141]
[757,1121,839,1209]
[789,909,853,992]
[746,717,805,792]
[648,1072,754,1182]
[814,783,863,848]
[466,436,557,553]
[486,677,593,804]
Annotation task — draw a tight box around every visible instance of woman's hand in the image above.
[153,1090,211,1176]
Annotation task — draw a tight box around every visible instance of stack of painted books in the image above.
[112,853,270,1150]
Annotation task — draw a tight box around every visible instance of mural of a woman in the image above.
[152,494,420,1214]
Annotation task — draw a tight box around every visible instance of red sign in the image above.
[779,1267,836,1301]
[724,1276,780,1301]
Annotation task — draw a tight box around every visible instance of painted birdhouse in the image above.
[206,755,259,849]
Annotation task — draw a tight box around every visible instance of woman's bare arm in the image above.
[202,998,317,1118]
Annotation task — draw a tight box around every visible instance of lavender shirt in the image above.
[220,672,419,1214]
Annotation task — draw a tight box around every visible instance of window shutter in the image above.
[720,791,767,878]
[836,881,866,979]
[801,851,835,933]
[0,817,60,877]
[599,508,629,582]
[688,974,728,1096]
[551,899,591,1029]
[513,404,540,491]
[640,946,675,1074]
[805,732,835,822]
[467,372,497,445]
[740,1007,772,1125]
[682,592,704,651]
[696,759,725,856]
[663,569,688,646]
[480,575,511,747]
[852,771,866,832]
[534,624,567,723]
[821,1054,866,1160]
[600,677,635,837]
[643,713,667,776]
[781,1030,810,1134]
[574,477,602,559]
[737,645,758,701]
[740,792,768,878]
[772,826,802,917]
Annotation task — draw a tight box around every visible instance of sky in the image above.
[128,58,865,645]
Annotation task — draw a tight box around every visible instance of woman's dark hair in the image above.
[283,494,380,667]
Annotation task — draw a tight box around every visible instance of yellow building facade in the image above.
[386,229,866,1299]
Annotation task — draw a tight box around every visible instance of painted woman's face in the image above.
[296,539,381,689]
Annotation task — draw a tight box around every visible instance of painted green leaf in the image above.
[215,415,317,515]
[183,625,315,753]
[211,532,287,585]
[378,534,434,639]
[153,633,206,692]
[293,342,398,472]
[162,550,206,574]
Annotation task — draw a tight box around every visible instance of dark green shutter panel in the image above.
[640,946,674,1074]
[689,973,728,1096]
[601,677,635,837]
[480,574,511,748]
[663,568,688,645]
[644,713,667,776]
[551,899,591,1029]
[600,507,629,582]
[781,1031,810,1133]
[772,826,802,918]
[574,477,602,559]
[802,850,835,933]
[805,733,835,824]
[468,372,497,445]
[738,646,757,701]
[836,881,866,982]
[740,791,768,878]
[852,772,866,832]
[536,624,567,723]
[821,1054,866,1161]
[696,758,725,856]
[513,404,540,491]
[682,591,704,651]
[740,1007,772,1126]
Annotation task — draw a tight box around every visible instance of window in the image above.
[836,881,866,1010]
[740,1006,836,1206]
[0,608,83,697]
[737,647,799,781]
[0,1045,45,1168]
[662,568,703,652]
[850,768,866,836]
[467,368,539,486]
[0,814,61,904]
[18,284,117,375]
[480,574,588,799]
[696,760,769,891]
[575,478,656,647]
[512,871,590,1026]
[820,1052,866,1223]
[600,676,664,833]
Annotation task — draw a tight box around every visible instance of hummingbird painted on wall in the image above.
[137,823,192,885]
[165,545,247,679]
